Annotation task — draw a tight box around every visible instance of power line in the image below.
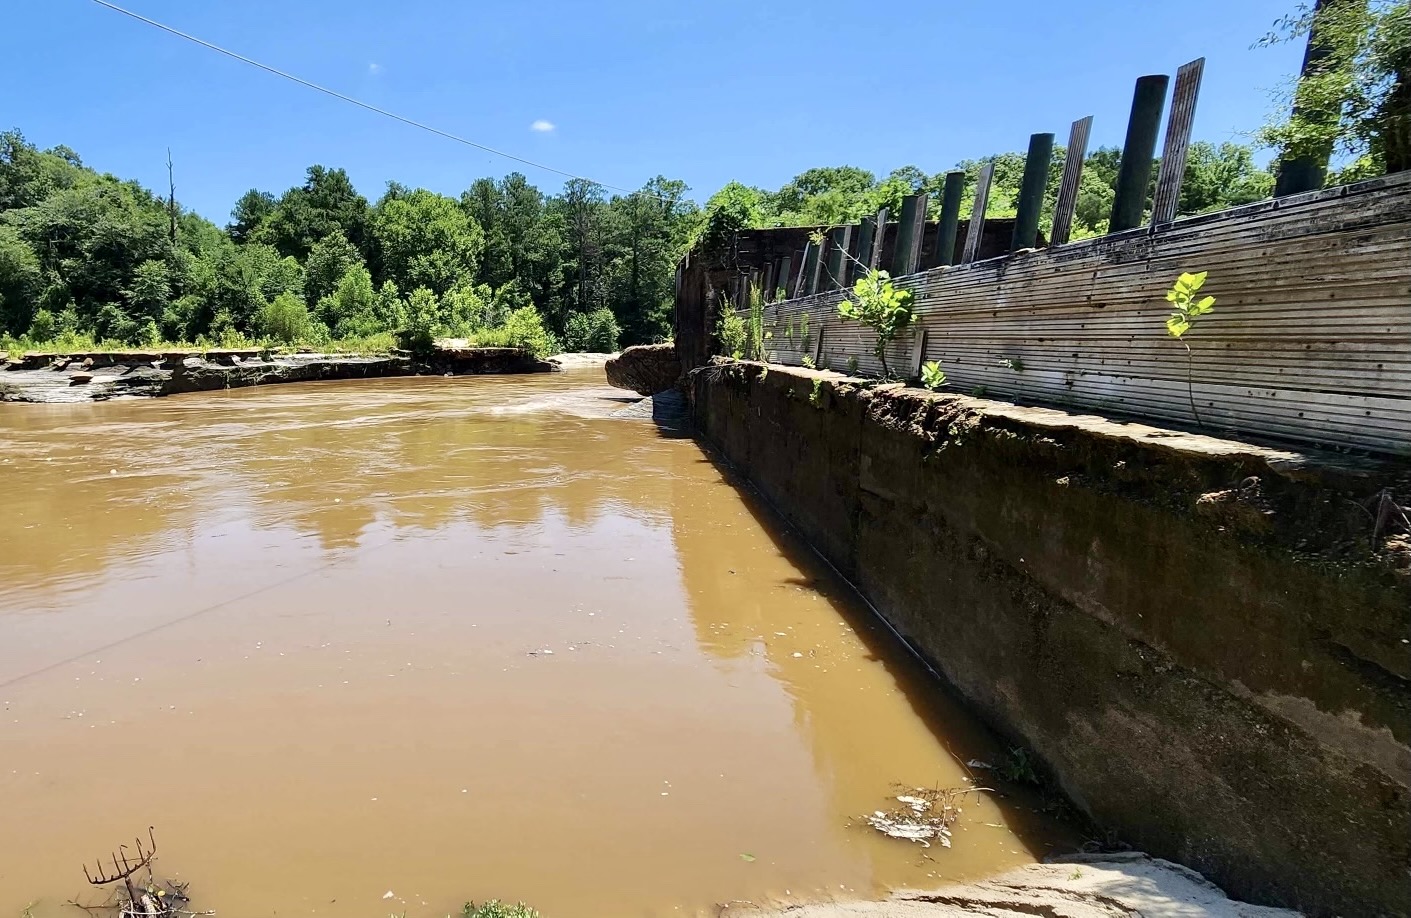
[86,0,647,196]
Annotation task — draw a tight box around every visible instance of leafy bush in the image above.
[396,287,441,354]
[715,299,747,359]
[26,308,58,342]
[563,307,620,352]
[475,305,556,357]
[921,360,947,390]
[319,265,381,339]
[259,292,314,344]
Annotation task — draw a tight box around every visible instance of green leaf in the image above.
[1166,314,1190,338]
[1177,271,1205,292]
[1194,295,1216,314]
[739,853,756,862]
[1165,289,1179,302]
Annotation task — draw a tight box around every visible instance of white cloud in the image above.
[530,119,555,133]
[369,63,383,76]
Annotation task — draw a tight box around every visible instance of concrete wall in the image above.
[690,361,1411,917]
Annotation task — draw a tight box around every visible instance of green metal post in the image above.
[934,171,965,266]
[1109,75,1169,232]
[1274,0,1348,195]
[891,194,927,276]
[1011,133,1054,251]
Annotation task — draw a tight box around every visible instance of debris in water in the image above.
[860,786,986,849]
[966,759,993,769]
[383,890,395,899]
[72,828,211,917]
[739,853,756,862]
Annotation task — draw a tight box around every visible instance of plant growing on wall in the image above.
[837,268,915,379]
[1164,271,1217,427]
[716,295,747,359]
[746,285,766,361]
[921,360,947,390]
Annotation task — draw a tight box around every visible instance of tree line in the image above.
[695,140,1279,258]
[0,133,699,355]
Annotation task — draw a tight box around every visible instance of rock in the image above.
[68,372,93,385]
[718,854,1300,918]
[605,343,681,395]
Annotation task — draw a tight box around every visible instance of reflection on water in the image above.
[0,370,1073,918]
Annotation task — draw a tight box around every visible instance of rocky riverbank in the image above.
[0,347,558,403]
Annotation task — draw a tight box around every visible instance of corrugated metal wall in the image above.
[748,172,1411,456]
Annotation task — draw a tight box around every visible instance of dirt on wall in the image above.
[689,359,1411,918]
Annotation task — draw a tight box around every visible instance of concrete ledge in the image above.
[690,359,1411,917]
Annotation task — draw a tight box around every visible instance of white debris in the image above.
[966,759,993,769]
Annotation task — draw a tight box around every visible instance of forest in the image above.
[0,132,1280,358]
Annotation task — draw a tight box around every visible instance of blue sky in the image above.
[9,1,1305,222]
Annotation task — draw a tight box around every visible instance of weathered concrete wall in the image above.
[691,360,1411,917]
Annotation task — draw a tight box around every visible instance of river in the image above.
[0,368,1072,917]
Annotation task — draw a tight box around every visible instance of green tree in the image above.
[564,307,620,352]
[318,263,379,338]
[228,189,276,244]
[303,230,365,306]
[257,166,370,261]
[1260,1,1411,179]
[1179,142,1276,214]
[372,188,484,296]
[397,286,440,353]
[603,176,696,344]
[0,223,42,335]
[123,259,172,327]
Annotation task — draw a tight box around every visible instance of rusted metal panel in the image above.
[1152,58,1206,225]
[735,172,1411,455]
[962,163,995,265]
[1050,116,1093,246]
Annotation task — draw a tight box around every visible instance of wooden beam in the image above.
[1050,116,1093,246]
[891,194,928,276]
[855,216,877,273]
[869,208,888,270]
[806,237,825,295]
[1151,58,1206,225]
[826,225,853,290]
[777,255,793,300]
[962,161,995,264]
[934,171,966,266]
[910,329,928,378]
[794,243,815,298]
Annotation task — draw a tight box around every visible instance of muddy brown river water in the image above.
[0,369,1072,918]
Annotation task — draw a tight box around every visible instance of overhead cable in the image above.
[87,0,652,196]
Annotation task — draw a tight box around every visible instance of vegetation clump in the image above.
[836,269,914,379]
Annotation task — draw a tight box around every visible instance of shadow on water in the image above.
[672,430,1087,862]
